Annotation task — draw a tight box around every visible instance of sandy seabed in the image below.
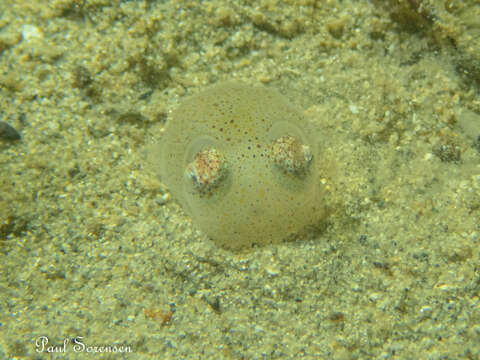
[1,0,480,359]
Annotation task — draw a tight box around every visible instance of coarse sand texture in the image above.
[152,82,327,250]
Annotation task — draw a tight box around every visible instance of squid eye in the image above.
[185,148,228,195]
[270,135,312,175]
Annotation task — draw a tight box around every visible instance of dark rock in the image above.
[0,121,21,141]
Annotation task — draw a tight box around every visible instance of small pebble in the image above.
[0,121,21,141]
[156,193,170,205]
